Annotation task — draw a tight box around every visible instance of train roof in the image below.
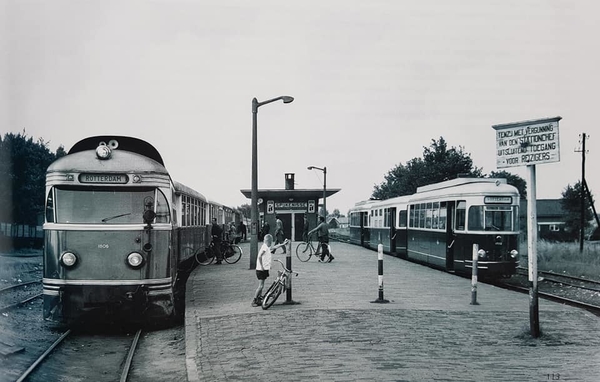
[68,136,165,166]
[47,148,169,174]
[173,181,207,201]
[411,178,519,202]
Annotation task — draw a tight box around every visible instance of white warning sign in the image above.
[492,117,561,169]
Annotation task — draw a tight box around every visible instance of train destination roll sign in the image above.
[492,116,562,169]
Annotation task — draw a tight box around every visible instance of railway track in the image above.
[0,279,42,312]
[495,268,600,316]
[15,328,143,382]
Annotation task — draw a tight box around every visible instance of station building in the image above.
[240,173,340,241]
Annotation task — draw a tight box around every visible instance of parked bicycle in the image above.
[262,259,298,310]
[295,235,333,262]
[196,240,242,265]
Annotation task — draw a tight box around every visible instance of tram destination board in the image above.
[492,116,561,169]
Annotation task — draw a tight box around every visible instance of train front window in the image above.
[54,187,171,224]
[467,205,515,231]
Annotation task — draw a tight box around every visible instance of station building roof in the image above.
[240,188,340,200]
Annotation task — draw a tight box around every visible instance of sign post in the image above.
[492,116,562,338]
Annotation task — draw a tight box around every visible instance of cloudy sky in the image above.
[2,0,599,214]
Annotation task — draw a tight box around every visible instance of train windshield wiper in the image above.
[101,213,132,223]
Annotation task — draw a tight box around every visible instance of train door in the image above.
[389,207,397,255]
[445,201,455,271]
[360,211,368,246]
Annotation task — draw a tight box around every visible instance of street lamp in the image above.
[250,95,294,269]
[307,165,327,220]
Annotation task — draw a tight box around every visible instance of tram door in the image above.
[389,207,397,255]
[360,211,368,246]
[445,201,455,271]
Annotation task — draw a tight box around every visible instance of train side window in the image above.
[455,200,466,231]
[399,210,407,228]
[432,202,439,229]
[46,190,55,223]
[155,189,170,224]
[438,202,447,230]
[419,203,426,228]
[409,205,415,227]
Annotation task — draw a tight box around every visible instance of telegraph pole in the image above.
[575,133,587,253]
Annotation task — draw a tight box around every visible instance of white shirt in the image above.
[256,243,272,271]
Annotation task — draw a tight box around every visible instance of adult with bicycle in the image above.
[252,234,289,307]
[211,218,224,264]
[308,216,334,262]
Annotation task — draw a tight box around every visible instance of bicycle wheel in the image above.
[224,245,242,264]
[262,281,283,310]
[196,248,215,266]
[295,242,313,262]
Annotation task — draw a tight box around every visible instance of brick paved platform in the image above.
[185,241,600,381]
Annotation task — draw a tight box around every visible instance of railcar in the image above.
[349,178,520,278]
[42,136,227,324]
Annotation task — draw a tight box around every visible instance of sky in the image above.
[2,0,600,215]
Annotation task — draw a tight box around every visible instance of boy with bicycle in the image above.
[308,216,334,262]
[252,234,289,307]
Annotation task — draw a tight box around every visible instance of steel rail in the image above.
[120,328,143,382]
[16,329,72,382]
[0,293,42,312]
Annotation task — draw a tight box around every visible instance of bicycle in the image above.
[261,259,298,310]
[196,239,242,265]
[295,235,333,262]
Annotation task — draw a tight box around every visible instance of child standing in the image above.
[252,234,288,307]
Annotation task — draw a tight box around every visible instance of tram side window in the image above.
[419,203,426,228]
[155,190,170,224]
[409,205,415,227]
[455,201,466,231]
[398,210,407,228]
[438,202,447,230]
[432,202,439,229]
[45,190,55,223]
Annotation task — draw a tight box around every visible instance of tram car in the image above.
[43,136,238,324]
[349,178,520,278]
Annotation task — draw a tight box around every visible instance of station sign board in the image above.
[492,117,562,169]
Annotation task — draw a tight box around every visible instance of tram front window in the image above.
[54,187,170,224]
[468,205,515,231]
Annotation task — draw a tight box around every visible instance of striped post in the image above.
[283,240,298,305]
[470,243,479,305]
[371,240,389,304]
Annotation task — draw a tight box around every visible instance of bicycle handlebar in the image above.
[273,259,298,276]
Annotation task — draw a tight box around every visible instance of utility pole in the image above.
[575,133,587,253]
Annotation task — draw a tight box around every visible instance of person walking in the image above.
[308,216,334,262]
[238,221,247,241]
[302,215,309,242]
[273,215,286,254]
[261,220,270,241]
[211,218,223,264]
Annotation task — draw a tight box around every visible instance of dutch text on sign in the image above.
[493,119,560,168]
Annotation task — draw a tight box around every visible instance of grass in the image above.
[519,240,600,281]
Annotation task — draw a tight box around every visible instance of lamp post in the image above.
[250,95,294,269]
[307,165,327,219]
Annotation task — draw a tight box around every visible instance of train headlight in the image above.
[127,252,144,268]
[477,249,487,258]
[60,252,77,267]
[96,143,112,160]
[510,250,519,259]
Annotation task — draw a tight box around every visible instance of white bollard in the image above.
[471,243,479,305]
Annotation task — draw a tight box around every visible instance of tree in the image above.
[332,208,341,218]
[0,132,65,225]
[372,137,482,200]
[560,181,594,240]
[237,203,251,219]
[487,170,527,199]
